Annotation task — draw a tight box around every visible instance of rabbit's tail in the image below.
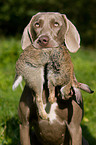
[12,75,23,90]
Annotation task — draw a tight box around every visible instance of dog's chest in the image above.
[44,102,58,122]
[34,102,67,145]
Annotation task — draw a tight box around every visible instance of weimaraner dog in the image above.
[16,12,91,145]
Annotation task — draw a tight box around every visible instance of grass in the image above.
[0,37,22,145]
[0,37,96,144]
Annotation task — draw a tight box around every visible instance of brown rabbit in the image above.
[13,45,93,119]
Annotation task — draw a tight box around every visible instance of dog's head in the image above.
[21,12,80,53]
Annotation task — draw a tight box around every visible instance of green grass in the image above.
[0,37,96,144]
[0,38,22,145]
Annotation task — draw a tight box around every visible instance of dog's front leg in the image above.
[70,125,82,145]
[65,121,82,145]
[20,124,31,145]
[66,100,82,145]
[18,86,32,145]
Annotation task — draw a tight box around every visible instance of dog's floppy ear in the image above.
[62,14,80,53]
[21,13,40,50]
[21,23,31,50]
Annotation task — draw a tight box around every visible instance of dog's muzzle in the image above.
[37,35,49,47]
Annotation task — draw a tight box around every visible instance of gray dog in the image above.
[13,12,93,145]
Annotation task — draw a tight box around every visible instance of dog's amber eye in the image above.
[35,22,40,28]
[54,22,59,27]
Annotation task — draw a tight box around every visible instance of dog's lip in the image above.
[32,43,59,49]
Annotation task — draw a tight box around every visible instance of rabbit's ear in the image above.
[21,13,40,50]
[62,14,80,53]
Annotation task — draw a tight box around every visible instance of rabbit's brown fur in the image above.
[13,45,93,119]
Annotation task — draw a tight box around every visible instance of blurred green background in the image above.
[0,0,96,144]
[0,0,96,47]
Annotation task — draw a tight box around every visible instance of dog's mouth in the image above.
[33,43,59,49]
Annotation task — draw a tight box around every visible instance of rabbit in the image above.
[13,45,93,119]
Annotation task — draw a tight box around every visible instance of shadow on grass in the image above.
[81,124,96,145]
[3,117,96,145]
[4,116,20,145]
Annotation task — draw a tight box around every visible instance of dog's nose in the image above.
[37,36,49,47]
